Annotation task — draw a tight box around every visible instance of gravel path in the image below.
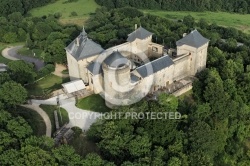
[53,64,69,78]
[2,46,45,70]
[21,104,52,137]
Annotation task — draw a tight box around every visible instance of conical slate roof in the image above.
[104,51,129,68]
[127,26,153,42]
[65,29,104,61]
[176,29,209,48]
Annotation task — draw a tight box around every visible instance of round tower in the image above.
[102,51,131,109]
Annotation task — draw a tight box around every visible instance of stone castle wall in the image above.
[66,51,80,80]
[78,55,98,83]
[173,54,191,81]
[67,30,209,109]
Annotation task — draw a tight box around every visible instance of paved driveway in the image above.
[2,46,45,70]
[31,94,101,131]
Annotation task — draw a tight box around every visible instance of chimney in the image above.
[76,37,80,47]
[135,24,138,30]
[183,33,187,37]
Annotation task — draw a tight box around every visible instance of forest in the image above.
[1,3,250,165]
[95,0,250,14]
[0,12,80,64]
[0,0,54,16]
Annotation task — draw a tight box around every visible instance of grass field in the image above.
[29,0,250,32]
[40,105,69,134]
[26,74,70,96]
[30,0,99,25]
[77,94,110,113]
[143,10,250,33]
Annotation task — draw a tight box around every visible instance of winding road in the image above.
[2,46,45,70]
[2,45,97,134]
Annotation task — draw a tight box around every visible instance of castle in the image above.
[65,26,209,108]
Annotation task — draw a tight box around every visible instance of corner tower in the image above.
[176,30,209,75]
[65,28,104,82]
[102,51,131,108]
[127,26,153,56]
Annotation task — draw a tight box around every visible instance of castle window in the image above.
[152,47,158,52]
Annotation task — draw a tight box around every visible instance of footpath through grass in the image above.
[40,105,69,134]
[143,10,250,33]
[26,74,70,96]
[77,94,110,113]
[29,0,99,25]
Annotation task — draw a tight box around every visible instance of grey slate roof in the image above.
[87,62,102,75]
[131,74,139,83]
[104,51,129,68]
[176,29,209,48]
[136,55,174,78]
[65,31,104,61]
[127,26,153,42]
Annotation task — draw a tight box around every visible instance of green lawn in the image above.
[18,47,44,60]
[143,10,250,33]
[26,74,70,96]
[40,105,69,134]
[29,0,99,25]
[10,106,46,136]
[77,94,110,113]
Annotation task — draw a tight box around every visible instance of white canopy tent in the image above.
[62,80,86,94]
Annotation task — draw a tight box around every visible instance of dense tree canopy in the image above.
[0,0,53,17]
[95,0,250,14]
[7,60,37,84]
[0,110,114,165]
[0,81,27,106]
[0,12,79,64]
